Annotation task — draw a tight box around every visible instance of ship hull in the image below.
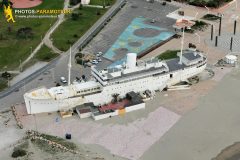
[24,61,206,114]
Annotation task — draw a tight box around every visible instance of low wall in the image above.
[125,103,145,112]
[93,111,118,121]
[92,102,145,121]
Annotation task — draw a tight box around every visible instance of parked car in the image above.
[60,77,67,83]
[151,19,155,23]
[97,57,102,62]
[92,60,98,64]
[97,51,103,56]
[85,62,92,67]
[74,77,81,83]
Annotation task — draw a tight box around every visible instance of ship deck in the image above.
[165,58,186,72]
[26,88,52,99]
[108,65,167,82]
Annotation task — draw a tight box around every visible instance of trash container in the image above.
[65,133,71,140]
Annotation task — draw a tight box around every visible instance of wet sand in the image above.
[140,68,240,160]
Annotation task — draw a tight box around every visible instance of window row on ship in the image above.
[92,60,206,87]
[76,87,101,94]
[92,67,166,82]
[107,65,202,86]
[107,69,168,85]
[105,76,168,91]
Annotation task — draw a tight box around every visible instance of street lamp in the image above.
[19,59,22,72]
[30,47,33,54]
[204,6,209,14]
[7,77,10,87]
[194,33,201,44]
[194,12,199,19]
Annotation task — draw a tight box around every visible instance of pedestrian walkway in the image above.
[207,33,240,53]
[83,4,110,8]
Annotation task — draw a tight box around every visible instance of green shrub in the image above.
[71,12,80,20]
[175,0,233,8]
[70,0,81,5]
[202,14,220,21]
[1,71,11,79]
[11,149,27,158]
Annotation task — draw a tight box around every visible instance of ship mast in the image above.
[175,18,193,64]
[68,46,72,86]
[179,27,185,64]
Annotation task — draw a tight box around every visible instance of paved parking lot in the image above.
[83,0,178,69]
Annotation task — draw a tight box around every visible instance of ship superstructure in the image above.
[24,49,207,114]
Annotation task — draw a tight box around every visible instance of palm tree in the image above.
[111,93,119,103]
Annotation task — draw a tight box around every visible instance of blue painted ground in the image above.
[103,17,174,67]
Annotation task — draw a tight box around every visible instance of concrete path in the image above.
[21,0,70,68]
[83,4,110,8]
[43,0,72,54]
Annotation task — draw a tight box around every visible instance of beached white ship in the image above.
[24,49,207,114]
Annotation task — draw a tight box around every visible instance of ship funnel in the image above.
[126,53,137,69]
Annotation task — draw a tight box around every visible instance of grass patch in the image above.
[191,20,208,30]
[35,45,58,62]
[90,0,116,6]
[41,133,77,150]
[32,133,77,154]
[0,0,64,71]
[22,45,58,71]
[202,14,220,21]
[52,7,107,51]
[157,50,180,60]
